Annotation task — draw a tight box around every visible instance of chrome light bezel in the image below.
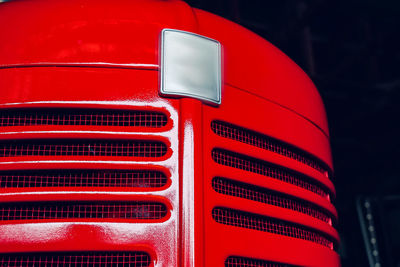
[160,29,222,105]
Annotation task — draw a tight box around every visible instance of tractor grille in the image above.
[212,149,331,199]
[212,177,332,224]
[0,170,167,189]
[0,108,168,128]
[0,140,167,158]
[211,121,330,177]
[0,105,176,264]
[208,114,337,264]
[0,202,168,221]
[212,207,335,249]
[225,256,293,267]
[0,251,151,267]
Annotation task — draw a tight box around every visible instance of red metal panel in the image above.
[203,85,333,171]
[202,84,339,266]
[0,66,181,266]
[0,0,331,137]
[194,8,330,137]
[0,0,339,266]
[0,0,196,67]
[207,221,340,267]
[0,67,162,104]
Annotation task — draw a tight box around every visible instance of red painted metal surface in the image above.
[0,69,181,266]
[202,85,339,266]
[0,0,339,266]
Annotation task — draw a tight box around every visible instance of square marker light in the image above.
[160,29,222,105]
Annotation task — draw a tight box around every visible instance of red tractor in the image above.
[0,0,339,266]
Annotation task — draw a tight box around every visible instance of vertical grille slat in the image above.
[0,109,168,128]
[0,252,151,266]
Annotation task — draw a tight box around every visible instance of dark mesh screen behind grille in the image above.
[0,170,167,188]
[0,140,167,158]
[211,121,330,177]
[0,202,167,221]
[212,207,335,249]
[212,149,331,199]
[0,252,151,267]
[212,177,333,224]
[0,109,168,128]
[226,256,293,267]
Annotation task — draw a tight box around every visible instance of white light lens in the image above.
[160,29,222,105]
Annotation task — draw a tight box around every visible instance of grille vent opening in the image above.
[225,256,294,267]
[0,170,168,189]
[212,121,331,178]
[212,177,333,224]
[212,149,331,199]
[0,251,151,267]
[0,140,168,158]
[0,202,168,221]
[212,207,335,249]
[0,108,168,128]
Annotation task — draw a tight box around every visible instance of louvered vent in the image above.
[0,202,168,221]
[212,207,335,249]
[0,140,167,158]
[212,149,331,199]
[0,170,168,189]
[211,121,331,178]
[0,105,176,264]
[212,177,333,224]
[225,256,293,267]
[0,108,168,128]
[0,252,151,267]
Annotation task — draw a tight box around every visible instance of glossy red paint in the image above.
[0,0,339,266]
[0,67,181,267]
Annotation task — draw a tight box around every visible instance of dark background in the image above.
[184,0,400,266]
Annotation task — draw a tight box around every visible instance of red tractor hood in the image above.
[0,0,330,136]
